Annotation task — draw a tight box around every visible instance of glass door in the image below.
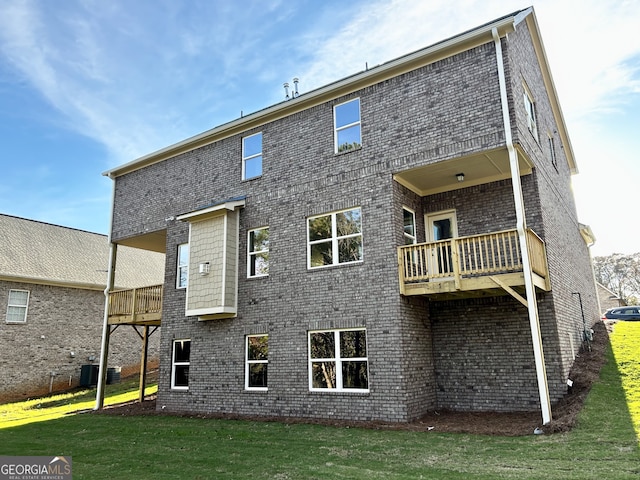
[426,210,458,275]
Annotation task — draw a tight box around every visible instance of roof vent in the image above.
[284,78,300,100]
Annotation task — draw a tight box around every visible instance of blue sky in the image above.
[0,0,638,256]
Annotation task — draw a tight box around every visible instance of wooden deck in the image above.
[107,284,163,325]
[398,229,550,300]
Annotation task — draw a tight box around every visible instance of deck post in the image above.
[138,325,149,403]
[95,242,117,410]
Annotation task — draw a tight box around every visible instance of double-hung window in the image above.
[523,86,538,140]
[247,227,269,277]
[246,335,268,390]
[6,289,29,323]
[307,207,362,269]
[171,339,191,390]
[334,98,361,153]
[242,132,262,180]
[176,243,189,289]
[309,328,368,391]
[403,208,417,245]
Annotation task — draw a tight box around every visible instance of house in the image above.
[99,7,600,424]
[597,282,625,312]
[0,214,164,403]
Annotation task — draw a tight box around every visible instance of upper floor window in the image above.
[171,339,191,390]
[6,289,29,323]
[548,134,558,172]
[248,227,269,278]
[403,208,417,245]
[307,207,363,269]
[523,86,538,140]
[242,132,262,180]
[246,334,268,390]
[176,243,189,289]
[309,328,369,392]
[334,98,361,153]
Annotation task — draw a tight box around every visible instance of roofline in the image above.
[104,11,524,179]
[0,213,107,237]
[1,274,107,291]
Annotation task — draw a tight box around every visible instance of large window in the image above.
[177,243,189,289]
[6,289,29,323]
[523,86,538,140]
[242,132,263,180]
[309,329,368,392]
[307,207,362,269]
[334,98,361,153]
[248,227,269,278]
[246,335,268,390]
[403,208,417,245]
[171,339,191,390]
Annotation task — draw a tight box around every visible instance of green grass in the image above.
[0,326,638,479]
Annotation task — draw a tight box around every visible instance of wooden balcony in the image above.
[107,284,163,326]
[398,229,550,301]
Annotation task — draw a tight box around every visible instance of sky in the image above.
[0,0,638,257]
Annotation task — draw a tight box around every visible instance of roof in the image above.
[105,7,575,179]
[0,214,165,290]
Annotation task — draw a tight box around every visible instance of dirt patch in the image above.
[95,321,611,436]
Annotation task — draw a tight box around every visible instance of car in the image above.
[602,306,640,321]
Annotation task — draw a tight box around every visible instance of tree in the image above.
[593,253,640,304]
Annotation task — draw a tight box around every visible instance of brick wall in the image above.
[0,280,160,403]
[109,32,597,422]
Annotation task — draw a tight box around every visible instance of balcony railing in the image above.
[398,229,549,297]
[107,284,163,325]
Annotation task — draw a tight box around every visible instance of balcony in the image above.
[107,284,163,326]
[398,229,550,301]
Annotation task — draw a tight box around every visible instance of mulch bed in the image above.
[94,320,611,436]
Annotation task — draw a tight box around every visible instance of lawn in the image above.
[0,323,638,479]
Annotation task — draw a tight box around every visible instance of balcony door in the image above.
[426,210,458,275]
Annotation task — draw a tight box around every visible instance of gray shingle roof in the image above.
[0,214,164,290]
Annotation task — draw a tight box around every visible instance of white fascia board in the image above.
[176,199,246,222]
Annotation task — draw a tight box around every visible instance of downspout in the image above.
[492,27,552,425]
[94,175,118,410]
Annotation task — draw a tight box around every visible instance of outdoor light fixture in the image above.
[456,173,465,182]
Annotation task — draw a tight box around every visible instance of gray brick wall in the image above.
[110,32,598,422]
[0,280,160,402]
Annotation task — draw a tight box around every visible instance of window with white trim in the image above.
[334,98,361,153]
[246,334,268,390]
[171,339,191,390]
[177,243,189,289]
[242,132,262,180]
[307,207,362,269]
[403,207,417,245]
[247,227,269,278]
[309,328,368,391]
[523,85,538,140]
[6,289,29,323]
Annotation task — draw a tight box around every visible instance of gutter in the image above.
[492,26,552,425]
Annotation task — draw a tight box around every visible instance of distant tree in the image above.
[593,253,640,304]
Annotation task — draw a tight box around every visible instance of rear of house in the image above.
[103,8,599,423]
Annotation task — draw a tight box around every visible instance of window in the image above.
[6,289,29,323]
[246,335,268,390]
[177,243,189,289]
[403,208,417,245]
[248,227,269,277]
[548,134,558,172]
[171,339,191,390]
[307,207,362,269]
[309,329,368,391]
[242,132,262,180]
[334,98,361,153]
[523,86,538,140]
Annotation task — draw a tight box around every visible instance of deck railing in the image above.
[398,229,547,289]
[107,284,163,320]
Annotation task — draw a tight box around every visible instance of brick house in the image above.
[100,8,599,424]
[0,214,164,403]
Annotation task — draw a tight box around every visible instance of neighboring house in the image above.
[100,8,599,424]
[597,282,625,312]
[0,214,164,403]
